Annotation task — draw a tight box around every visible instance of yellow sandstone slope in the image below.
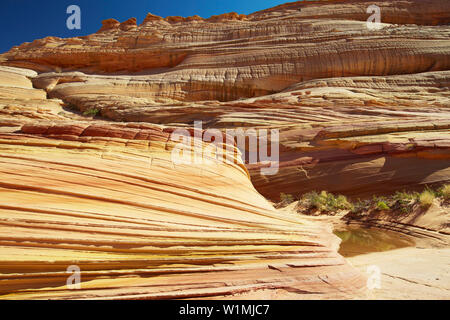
[0,125,364,299]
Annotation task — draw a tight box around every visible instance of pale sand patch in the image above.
[348,247,450,300]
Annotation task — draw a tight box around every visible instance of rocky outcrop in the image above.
[2,1,449,80]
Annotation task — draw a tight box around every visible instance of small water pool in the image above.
[334,227,414,257]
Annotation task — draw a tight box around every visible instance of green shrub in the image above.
[376,201,390,211]
[335,195,354,211]
[311,191,327,210]
[301,191,352,212]
[325,193,353,211]
[83,108,100,117]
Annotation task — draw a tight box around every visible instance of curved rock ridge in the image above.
[0,123,365,299]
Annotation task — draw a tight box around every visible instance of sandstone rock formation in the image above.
[0,0,449,299]
[0,66,365,299]
[1,0,448,199]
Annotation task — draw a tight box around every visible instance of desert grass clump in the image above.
[440,184,450,200]
[419,190,435,208]
[419,190,434,208]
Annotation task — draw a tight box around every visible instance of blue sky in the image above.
[0,0,288,53]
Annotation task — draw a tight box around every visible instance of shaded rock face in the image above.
[0,0,449,299]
